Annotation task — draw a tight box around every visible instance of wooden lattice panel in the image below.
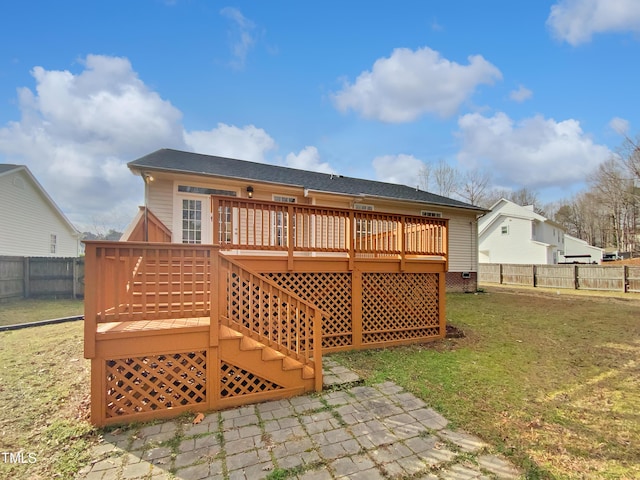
[263,272,353,349]
[220,362,284,398]
[105,351,206,418]
[361,273,440,344]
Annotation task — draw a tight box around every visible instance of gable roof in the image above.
[0,164,80,236]
[479,198,564,236]
[128,149,486,212]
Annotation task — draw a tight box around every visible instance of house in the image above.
[478,198,565,265]
[561,235,603,264]
[83,148,485,426]
[0,164,80,257]
[124,148,487,291]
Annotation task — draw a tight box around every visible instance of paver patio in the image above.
[77,359,522,480]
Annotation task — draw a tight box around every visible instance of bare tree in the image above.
[431,159,461,198]
[588,157,637,252]
[457,168,491,206]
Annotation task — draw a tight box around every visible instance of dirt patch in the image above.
[446,324,465,338]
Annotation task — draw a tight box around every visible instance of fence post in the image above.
[624,265,629,293]
[499,263,503,285]
[574,265,579,290]
[22,257,30,298]
[532,265,537,287]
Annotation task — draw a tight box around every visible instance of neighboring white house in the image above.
[478,198,566,265]
[560,234,603,264]
[0,164,80,257]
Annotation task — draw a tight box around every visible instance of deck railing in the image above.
[84,241,323,378]
[218,255,324,379]
[211,196,448,261]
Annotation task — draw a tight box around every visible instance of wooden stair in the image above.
[218,324,316,394]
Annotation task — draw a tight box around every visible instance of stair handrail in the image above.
[218,254,325,389]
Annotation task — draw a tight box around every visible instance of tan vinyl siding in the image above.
[447,213,478,272]
[147,178,174,235]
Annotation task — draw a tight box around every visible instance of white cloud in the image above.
[547,0,640,45]
[285,146,335,173]
[183,124,276,163]
[220,7,256,69]
[372,154,426,186]
[609,116,630,135]
[0,55,185,230]
[456,112,611,188]
[331,46,502,122]
[509,85,533,103]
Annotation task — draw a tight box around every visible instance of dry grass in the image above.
[335,286,640,479]
[0,321,94,479]
[1,290,638,479]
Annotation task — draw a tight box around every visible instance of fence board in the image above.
[501,264,534,286]
[0,256,24,299]
[577,265,625,291]
[480,263,639,294]
[478,264,500,284]
[628,266,640,293]
[535,265,575,289]
[0,256,83,299]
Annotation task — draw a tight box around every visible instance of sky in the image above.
[1,0,640,232]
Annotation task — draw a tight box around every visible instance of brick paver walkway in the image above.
[77,359,522,480]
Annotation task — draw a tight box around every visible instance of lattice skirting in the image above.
[361,272,441,344]
[105,351,207,418]
[220,361,284,398]
[264,272,353,349]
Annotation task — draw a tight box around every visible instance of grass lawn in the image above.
[0,289,638,479]
[334,286,640,479]
[0,321,94,480]
[0,298,83,326]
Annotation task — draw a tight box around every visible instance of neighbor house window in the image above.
[182,199,202,244]
[50,234,57,254]
[501,225,509,235]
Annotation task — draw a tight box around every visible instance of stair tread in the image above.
[282,356,303,371]
[219,324,244,339]
[241,336,265,351]
[262,347,286,361]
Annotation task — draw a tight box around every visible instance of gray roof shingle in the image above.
[128,149,484,212]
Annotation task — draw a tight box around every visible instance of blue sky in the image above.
[1,0,640,231]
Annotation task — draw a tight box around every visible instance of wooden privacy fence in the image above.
[0,256,84,300]
[479,263,640,293]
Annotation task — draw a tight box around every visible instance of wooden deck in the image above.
[84,201,448,426]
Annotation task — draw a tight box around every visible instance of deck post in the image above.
[351,270,363,349]
[83,243,97,359]
[314,309,324,391]
[348,210,355,270]
[211,196,220,246]
[287,204,295,271]
[210,245,220,347]
[400,216,406,272]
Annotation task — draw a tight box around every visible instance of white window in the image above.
[501,225,509,235]
[182,199,202,244]
[273,195,296,203]
[354,204,374,239]
[50,234,57,254]
[354,204,374,211]
[420,210,442,218]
